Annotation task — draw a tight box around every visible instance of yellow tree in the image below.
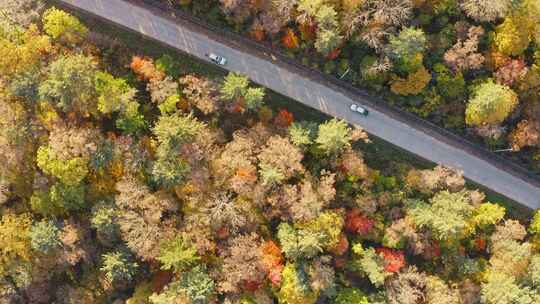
[0,24,50,77]
[494,0,538,56]
[390,66,432,96]
[494,15,533,56]
[0,213,32,276]
[465,80,519,126]
[42,7,88,44]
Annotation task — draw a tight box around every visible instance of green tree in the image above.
[470,203,505,230]
[244,87,265,110]
[153,112,205,147]
[42,7,88,44]
[155,54,181,78]
[299,211,344,251]
[288,122,315,147]
[335,287,369,304]
[259,163,286,186]
[95,71,136,114]
[49,182,85,211]
[157,236,200,273]
[101,250,138,284]
[465,80,519,126]
[36,146,88,186]
[152,146,190,188]
[38,54,98,116]
[30,190,60,217]
[152,112,205,187]
[127,281,154,304]
[30,183,85,216]
[158,94,180,115]
[386,27,427,73]
[296,0,325,25]
[8,70,41,103]
[116,100,146,134]
[91,202,120,242]
[220,72,265,111]
[434,64,466,101]
[481,272,536,304]
[314,4,338,30]
[528,255,540,289]
[94,71,145,134]
[297,1,342,56]
[149,280,186,304]
[314,28,342,56]
[179,266,215,304]
[315,118,353,155]
[29,220,61,254]
[530,210,540,235]
[408,190,474,242]
[220,72,249,101]
[277,223,326,260]
[350,243,386,287]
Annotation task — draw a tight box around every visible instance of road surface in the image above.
[58,0,540,209]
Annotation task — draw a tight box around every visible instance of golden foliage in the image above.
[390,67,431,96]
[494,14,533,56]
[0,25,51,77]
[0,213,32,275]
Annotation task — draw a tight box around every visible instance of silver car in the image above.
[350,104,369,116]
[206,53,227,65]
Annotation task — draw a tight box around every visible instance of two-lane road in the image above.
[58,0,540,209]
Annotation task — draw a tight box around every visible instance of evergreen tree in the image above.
[29,220,61,254]
[157,236,200,273]
[100,250,138,284]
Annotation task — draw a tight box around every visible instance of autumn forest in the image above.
[1,1,540,304]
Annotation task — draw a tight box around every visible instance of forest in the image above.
[164,0,540,172]
[2,1,540,304]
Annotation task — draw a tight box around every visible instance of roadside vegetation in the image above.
[2,2,540,304]
[163,0,540,172]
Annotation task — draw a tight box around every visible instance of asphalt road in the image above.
[59,0,540,209]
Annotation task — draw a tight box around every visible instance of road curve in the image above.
[58,0,540,209]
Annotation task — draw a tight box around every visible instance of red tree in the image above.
[274,109,294,128]
[260,240,285,286]
[345,209,375,235]
[130,56,163,82]
[331,234,349,256]
[376,247,406,273]
[326,48,341,60]
[282,28,299,49]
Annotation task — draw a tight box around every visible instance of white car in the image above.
[350,104,369,116]
[206,53,227,65]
